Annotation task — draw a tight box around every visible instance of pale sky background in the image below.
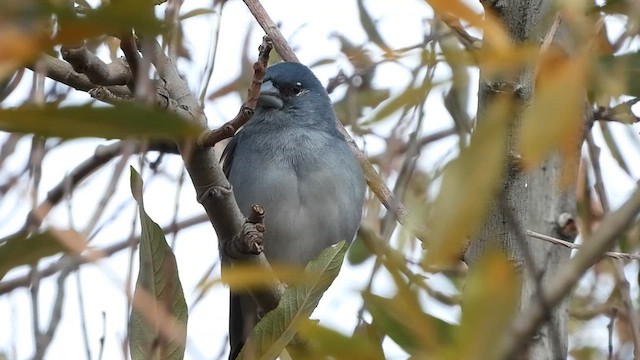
[0,1,639,359]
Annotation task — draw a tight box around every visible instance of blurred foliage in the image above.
[424,95,512,265]
[0,0,163,79]
[0,104,204,140]
[0,230,70,281]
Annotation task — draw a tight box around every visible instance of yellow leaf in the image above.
[424,95,513,265]
[520,52,586,169]
[425,0,511,52]
[442,251,519,360]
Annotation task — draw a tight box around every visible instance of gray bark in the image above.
[464,1,578,359]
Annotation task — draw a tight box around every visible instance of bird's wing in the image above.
[221,133,240,177]
[221,132,259,359]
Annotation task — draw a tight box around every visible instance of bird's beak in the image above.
[258,80,283,109]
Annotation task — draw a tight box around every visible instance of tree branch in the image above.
[499,185,640,359]
[60,46,131,87]
[242,0,299,63]
[30,54,131,99]
[526,230,640,261]
[0,214,209,295]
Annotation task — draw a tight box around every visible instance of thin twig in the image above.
[0,214,209,295]
[242,0,299,63]
[499,185,640,358]
[82,142,136,239]
[592,99,640,124]
[29,266,41,355]
[198,1,225,105]
[500,198,564,357]
[98,311,106,360]
[357,62,437,328]
[32,266,74,360]
[526,230,640,261]
[199,35,272,147]
[119,33,140,91]
[440,14,482,50]
[369,127,456,164]
[75,271,92,360]
[0,140,177,246]
[20,142,125,234]
[169,166,187,249]
[608,309,616,360]
[586,132,640,357]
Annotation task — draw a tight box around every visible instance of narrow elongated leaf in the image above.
[596,52,640,98]
[346,231,373,265]
[293,320,385,360]
[0,104,203,140]
[424,95,512,264]
[129,168,188,360]
[599,122,631,175]
[179,8,216,21]
[55,1,162,45]
[238,241,348,360]
[366,81,431,125]
[520,53,585,169]
[0,231,68,280]
[442,251,519,360]
[357,0,390,53]
[364,292,454,355]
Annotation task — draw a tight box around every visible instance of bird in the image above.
[221,62,366,359]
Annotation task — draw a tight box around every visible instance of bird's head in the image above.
[256,62,336,129]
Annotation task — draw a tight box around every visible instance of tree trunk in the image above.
[464,1,577,359]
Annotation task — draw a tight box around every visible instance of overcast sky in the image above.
[1,1,639,359]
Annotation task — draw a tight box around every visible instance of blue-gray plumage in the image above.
[222,62,365,359]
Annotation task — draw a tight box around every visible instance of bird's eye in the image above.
[291,82,303,95]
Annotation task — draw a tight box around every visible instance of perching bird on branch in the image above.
[222,62,365,359]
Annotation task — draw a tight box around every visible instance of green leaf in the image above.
[442,251,519,360]
[596,52,640,98]
[441,35,472,138]
[238,241,348,360]
[55,1,163,45]
[356,0,390,53]
[0,231,69,280]
[366,81,431,126]
[179,8,216,21]
[347,231,372,265]
[129,167,188,360]
[292,320,385,360]
[364,292,454,355]
[0,104,203,140]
